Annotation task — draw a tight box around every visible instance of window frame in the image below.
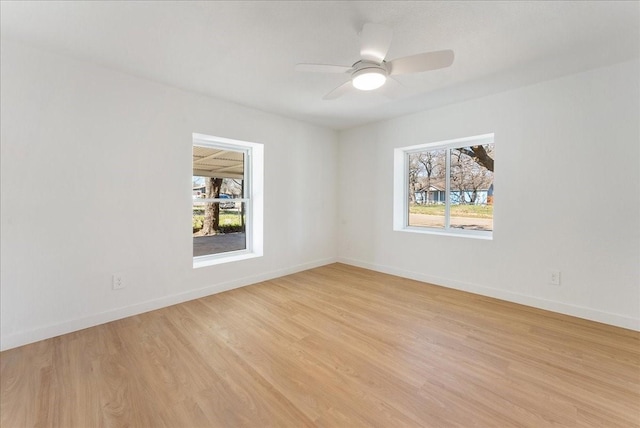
[192,133,263,268]
[393,133,494,240]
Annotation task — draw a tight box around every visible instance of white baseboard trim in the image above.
[0,257,337,351]
[338,257,640,332]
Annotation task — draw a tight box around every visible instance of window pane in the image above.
[193,201,246,257]
[449,144,494,231]
[408,149,447,228]
[193,144,247,257]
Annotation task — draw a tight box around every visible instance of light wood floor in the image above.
[2,263,639,427]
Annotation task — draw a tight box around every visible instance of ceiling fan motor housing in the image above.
[351,60,389,90]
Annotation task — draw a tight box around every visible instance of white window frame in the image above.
[393,133,494,240]
[192,133,263,268]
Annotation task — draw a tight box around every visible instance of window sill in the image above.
[193,250,262,269]
[396,226,493,240]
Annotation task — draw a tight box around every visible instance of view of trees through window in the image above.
[408,143,494,232]
[193,145,247,257]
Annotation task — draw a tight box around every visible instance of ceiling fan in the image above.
[295,23,454,100]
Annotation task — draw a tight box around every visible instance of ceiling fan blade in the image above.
[323,81,354,100]
[388,50,454,75]
[360,23,393,64]
[295,63,352,73]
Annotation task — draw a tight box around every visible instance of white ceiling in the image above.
[1,1,638,130]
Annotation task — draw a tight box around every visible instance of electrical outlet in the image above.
[112,274,125,290]
[548,270,561,286]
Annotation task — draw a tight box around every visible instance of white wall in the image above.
[338,60,640,330]
[0,40,338,350]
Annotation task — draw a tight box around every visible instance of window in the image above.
[394,134,494,239]
[193,133,263,267]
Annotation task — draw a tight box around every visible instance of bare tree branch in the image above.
[459,146,494,172]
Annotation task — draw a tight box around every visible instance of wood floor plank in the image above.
[1,263,639,427]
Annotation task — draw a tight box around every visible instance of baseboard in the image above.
[338,257,640,332]
[0,257,337,351]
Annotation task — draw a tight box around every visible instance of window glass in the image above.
[395,134,494,238]
[449,145,494,231]
[193,145,247,258]
[408,149,446,228]
[193,202,247,257]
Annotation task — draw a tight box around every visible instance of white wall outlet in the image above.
[112,274,125,290]
[548,270,561,286]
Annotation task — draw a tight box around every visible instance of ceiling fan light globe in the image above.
[352,68,387,91]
